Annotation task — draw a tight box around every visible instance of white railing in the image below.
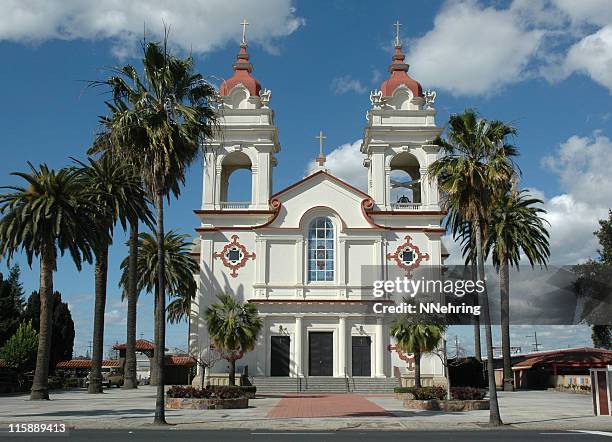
[220,201,251,209]
[391,202,422,211]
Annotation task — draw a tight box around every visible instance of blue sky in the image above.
[0,0,610,357]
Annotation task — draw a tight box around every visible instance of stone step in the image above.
[252,377,399,394]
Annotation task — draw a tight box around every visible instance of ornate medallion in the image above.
[387,235,429,277]
[213,235,255,277]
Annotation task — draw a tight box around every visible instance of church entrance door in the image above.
[351,336,372,376]
[308,332,333,376]
[270,336,290,376]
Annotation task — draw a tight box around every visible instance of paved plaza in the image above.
[0,387,610,432]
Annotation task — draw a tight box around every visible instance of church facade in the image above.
[189,28,448,382]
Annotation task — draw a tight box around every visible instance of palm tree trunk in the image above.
[500,254,513,391]
[89,246,108,394]
[471,261,482,361]
[150,283,159,386]
[414,349,422,388]
[30,247,54,400]
[474,215,503,426]
[229,358,236,386]
[123,220,139,389]
[153,191,167,425]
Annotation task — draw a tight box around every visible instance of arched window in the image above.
[307,217,334,282]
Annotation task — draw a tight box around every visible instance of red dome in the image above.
[219,44,261,97]
[380,46,423,98]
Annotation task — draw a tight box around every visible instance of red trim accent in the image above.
[388,344,415,370]
[213,234,255,277]
[368,210,448,216]
[194,209,275,215]
[195,199,281,232]
[271,170,371,200]
[387,235,430,277]
[361,198,446,233]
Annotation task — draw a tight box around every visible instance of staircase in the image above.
[252,376,399,394]
[349,377,399,393]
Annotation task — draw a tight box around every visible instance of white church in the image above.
[189,23,448,388]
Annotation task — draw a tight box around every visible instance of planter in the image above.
[394,392,415,400]
[404,399,489,411]
[166,397,249,410]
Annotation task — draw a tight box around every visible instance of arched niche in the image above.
[389,152,421,204]
[387,86,414,111]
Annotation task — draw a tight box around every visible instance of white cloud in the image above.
[330,76,367,95]
[538,132,612,264]
[552,0,612,27]
[306,139,367,189]
[0,0,304,57]
[562,26,612,93]
[407,0,544,96]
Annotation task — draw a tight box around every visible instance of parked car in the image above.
[86,368,123,388]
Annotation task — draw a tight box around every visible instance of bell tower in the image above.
[203,20,280,210]
[361,21,442,211]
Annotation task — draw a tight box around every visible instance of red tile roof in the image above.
[56,359,121,369]
[113,339,155,351]
[513,348,612,371]
[165,355,196,366]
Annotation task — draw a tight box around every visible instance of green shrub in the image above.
[450,386,486,400]
[239,385,257,394]
[411,386,447,400]
[167,385,244,399]
[47,376,63,390]
[394,386,415,394]
[62,377,80,389]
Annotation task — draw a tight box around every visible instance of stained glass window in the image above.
[308,217,334,282]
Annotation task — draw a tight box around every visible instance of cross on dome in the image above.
[315,130,327,167]
[394,20,402,48]
[240,19,249,45]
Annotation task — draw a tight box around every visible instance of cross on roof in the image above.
[394,20,402,48]
[316,130,326,167]
[240,19,249,45]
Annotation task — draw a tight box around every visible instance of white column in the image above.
[295,316,303,376]
[338,316,347,377]
[375,317,385,377]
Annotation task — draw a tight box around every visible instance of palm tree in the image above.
[118,230,198,379]
[390,318,446,388]
[205,294,263,386]
[90,35,216,424]
[77,155,151,394]
[429,108,517,426]
[487,188,550,391]
[0,164,101,400]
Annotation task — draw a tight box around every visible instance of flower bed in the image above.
[165,385,249,410]
[404,399,489,411]
[555,385,591,395]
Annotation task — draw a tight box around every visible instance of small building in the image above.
[55,359,121,378]
[512,348,612,390]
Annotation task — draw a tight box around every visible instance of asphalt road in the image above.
[1,429,612,441]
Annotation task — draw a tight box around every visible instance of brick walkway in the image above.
[267,393,395,418]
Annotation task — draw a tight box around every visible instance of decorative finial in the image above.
[315,130,327,167]
[240,19,249,45]
[394,20,402,48]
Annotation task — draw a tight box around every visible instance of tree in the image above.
[574,210,612,347]
[486,189,549,391]
[0,321,38,387]
[0,164,101,400]
[0,265,25,346]
[205,294,263,386]
[91,34,216,424]
[429,109,517,426]
[23,291,75,373]
[118,230,198,383]
[77,155,151,394]
[390,317,446,388]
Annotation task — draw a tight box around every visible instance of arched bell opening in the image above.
[220,151,252,208]
[389,152,421,207]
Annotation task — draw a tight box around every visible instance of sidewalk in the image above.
[0,387,609,431]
